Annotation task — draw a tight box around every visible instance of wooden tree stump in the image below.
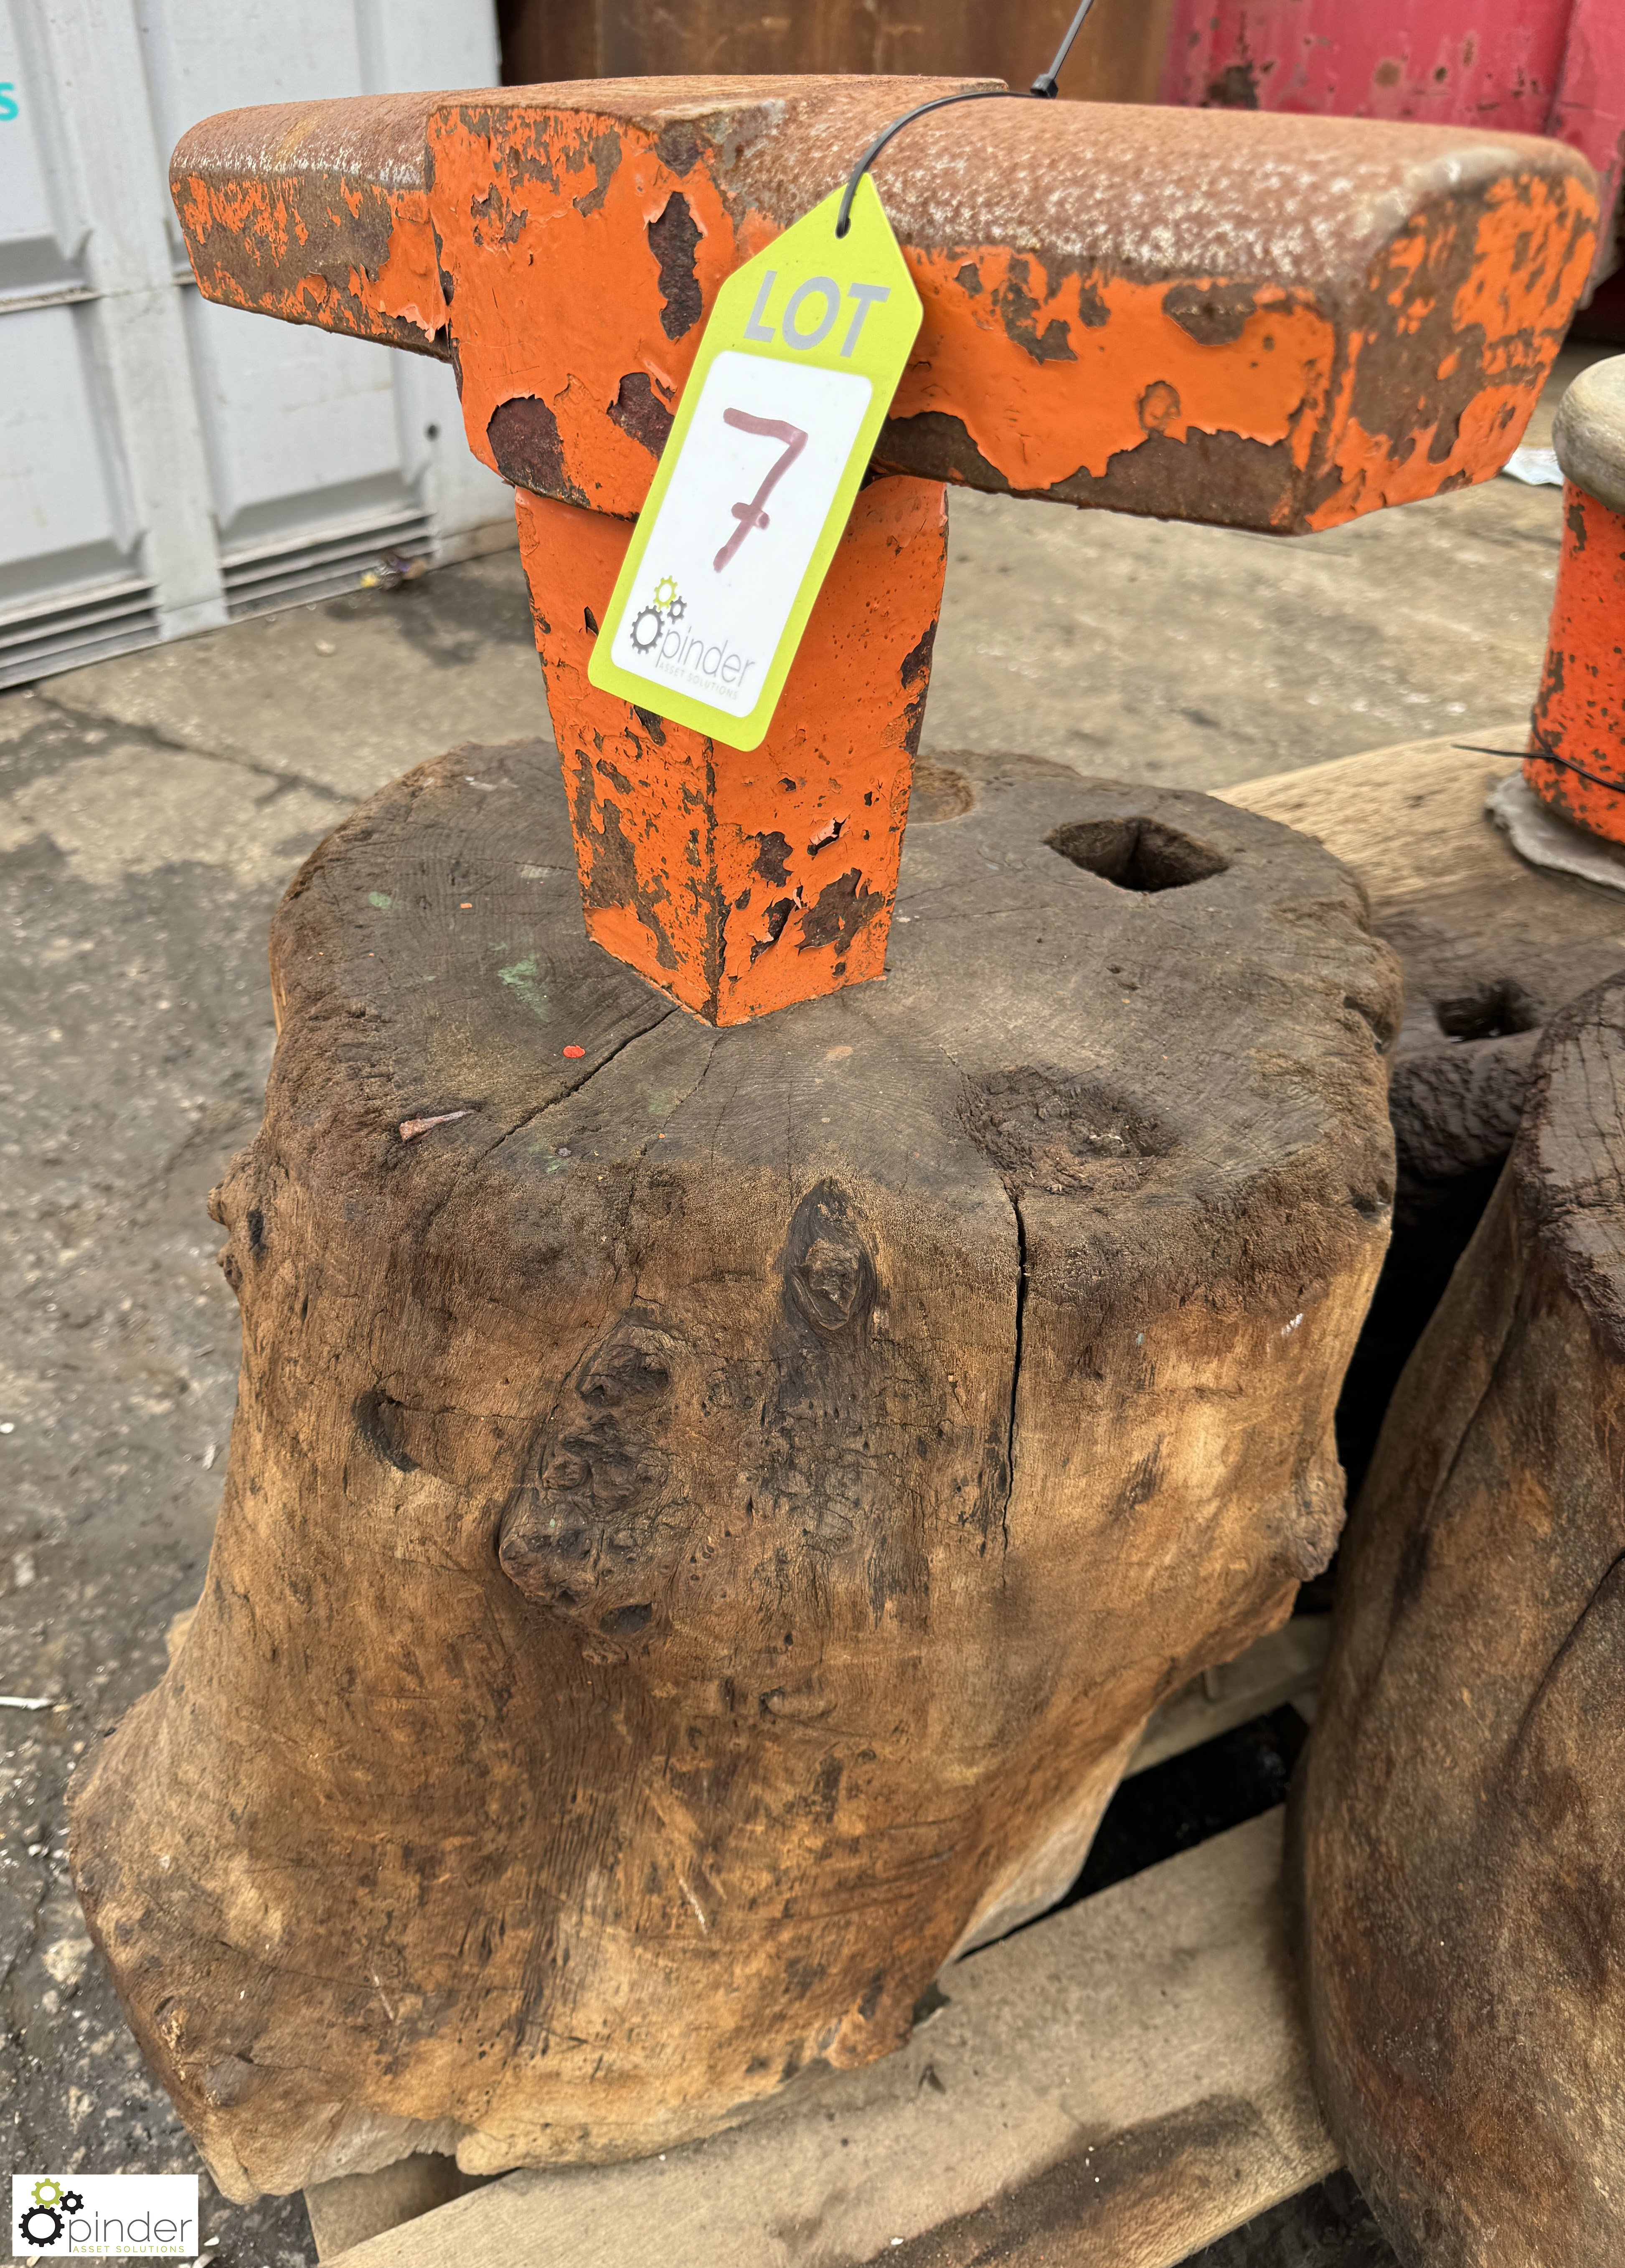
[70,742,1399,2201]
[1226,735,1625,1485]
[1294,973,1625,2268]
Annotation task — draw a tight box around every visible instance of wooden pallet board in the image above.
[1126,1619,1327,1777]
[310,1805,1333,2268]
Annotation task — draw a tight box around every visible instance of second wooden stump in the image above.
[1295,974,1625,2268]
[70,744,1399,2198]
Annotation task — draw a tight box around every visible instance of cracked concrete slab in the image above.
[2,747,343,892]
[39,547,548,801]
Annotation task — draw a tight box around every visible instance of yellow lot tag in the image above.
[587,177,923,752]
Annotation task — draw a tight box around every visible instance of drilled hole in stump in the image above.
[1432,980,1539,1043]
[1044,816,1229,892]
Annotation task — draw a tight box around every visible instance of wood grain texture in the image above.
[1225,732,1625,1204]
[1293,972,1625,2268]
[317,1812,1336,2268]
[69,742,1398,2200]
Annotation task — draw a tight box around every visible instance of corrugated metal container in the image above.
[1,0,511,689]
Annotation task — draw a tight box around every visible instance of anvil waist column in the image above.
[518,475,946,1024]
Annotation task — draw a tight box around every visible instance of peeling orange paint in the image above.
[425,103,744,506]
[1528,482,1625,843]
[165,80,1599,1020]
[892,255,1336,501]
[174,167,448,348]
[361,191,449,341]
[171,93,1596,537]
[1308,173,1596,527]
[517,476,947,1025]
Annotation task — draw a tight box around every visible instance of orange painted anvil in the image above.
[172,76,1595,1024]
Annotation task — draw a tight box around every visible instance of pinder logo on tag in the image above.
[629,576,686,651]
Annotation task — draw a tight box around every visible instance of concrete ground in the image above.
[0,343,1606,2264]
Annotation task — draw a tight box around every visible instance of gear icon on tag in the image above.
[630,606,663,653]
[19,2201,66,2248]
[60,2191,84,2214]
[652,575,679,612]
[664,596,686,624]
[31,2183,64,2209]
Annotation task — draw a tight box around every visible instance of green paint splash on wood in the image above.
[498,953,550,1021]
[368,891,393,910]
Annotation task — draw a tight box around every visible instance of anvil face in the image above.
[169,76,1597,1019]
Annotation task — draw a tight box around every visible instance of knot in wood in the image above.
[964,1069,1174,1201]
[499,1313,680,1617]
[786,1185,875,1336]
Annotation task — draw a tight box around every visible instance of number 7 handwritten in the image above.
[714,409,809,572]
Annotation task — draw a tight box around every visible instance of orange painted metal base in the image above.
[1528,479,1625,841]
[517,474,948,1025]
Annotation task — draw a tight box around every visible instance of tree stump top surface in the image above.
[1224,734,1625,1029]
[1226,732,1625,1197]
[269,739,1397,1274]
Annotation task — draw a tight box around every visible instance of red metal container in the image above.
[1161,0,1622,292]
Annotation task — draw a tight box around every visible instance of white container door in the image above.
[0,1,170,681]
[0,0,508,687]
